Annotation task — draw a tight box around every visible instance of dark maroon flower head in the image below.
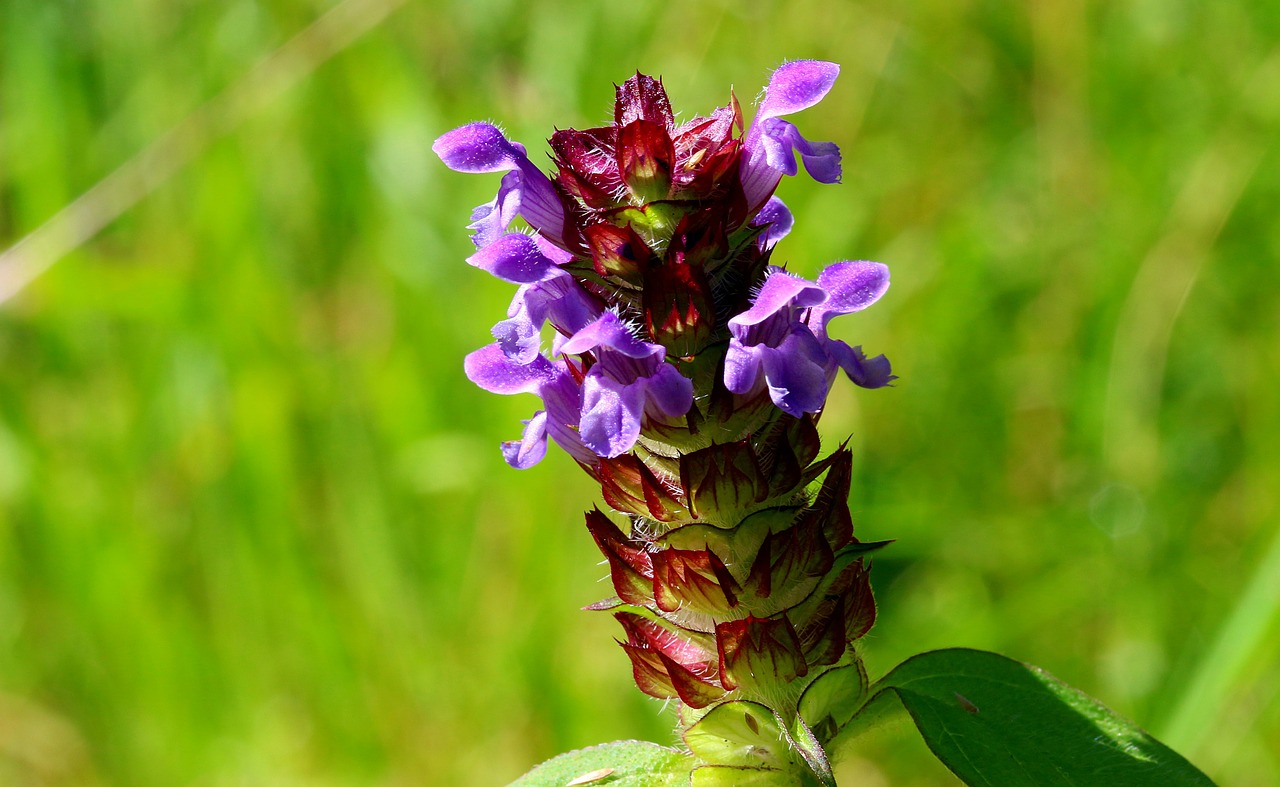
[551,73,743,214]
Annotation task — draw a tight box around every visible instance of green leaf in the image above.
[509,740,693,786]
[851,648,1216,786]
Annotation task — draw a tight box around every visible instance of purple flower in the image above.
[559,312,694,458]
[725,270,831,416]
[464,345,595,468]
[467,231,571,283]
[740,61,843,216]
[465,230,601,364]
[492,270,603,364]
[725,262,892,416]
[432,123,569,249]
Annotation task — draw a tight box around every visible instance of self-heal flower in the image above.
[740,60,843,216]
[752,195,795,250]
[812,261,896,389]
[463,345,595,468]
[492,270,603,364]
[463,231,602,364]
[725,269,831,416]
[432,122,569,249]
[437,63,892,785]
[559,312,693,458]
[725,262,893,416]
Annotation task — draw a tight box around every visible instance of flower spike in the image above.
[436,62,893,782]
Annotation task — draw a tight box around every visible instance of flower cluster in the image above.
[435,61,892,468]
[435,61,893,780]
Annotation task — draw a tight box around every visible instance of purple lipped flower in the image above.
[467,232,570,284]
[725,269,832,417]
[741,61,843,216]
[559,312,694,458]
[492,269,603,364]
[464,344,596,468]
[432,122,569,249]
[725,262,892,416]
[465,230,600,364]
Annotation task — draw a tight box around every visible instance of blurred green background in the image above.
[2,0,1278,784]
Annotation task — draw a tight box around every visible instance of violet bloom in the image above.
[432,123,568,249]
[725,270,831,417]
[467,231,603,364]
[725,262,892,416]
[740,61,843,216]
[492,271,602,364]
[559,312,694,458]
[464,344,595,468]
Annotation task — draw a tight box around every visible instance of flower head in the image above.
[436,61,887,464]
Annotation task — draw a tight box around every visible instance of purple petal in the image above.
[724,341,765,395]
[467,172,522,248]
[729,269,827,332]
[560,312,660,360]
[491,311,541,364]
[534,235,575,265]
[537,370,599,465]
[752,196,794,250]
[826,341,896,389]
[467,232,560,284]
[433,122,567,246]
[812,261,890,331]
[496,274,602,362]
[755,61,841,123]
[464,344,557,395]
[643,363,694,419]
[758,118,842,183]
[740,61,842,214]
[579,375,644,457]
[433,122,526,173]
[760,329,830,416]
[501,411,549,468]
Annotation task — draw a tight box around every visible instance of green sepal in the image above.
[716,616,807,691]
[680,440,771,521]
[834,539,894,558]
[797,661,870,746]
[783,711,836,787]
[659,505,799,557]
[784,547,867,625]
[683,700,793,770]
[604,201,690,250]
[509,740,693,786]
